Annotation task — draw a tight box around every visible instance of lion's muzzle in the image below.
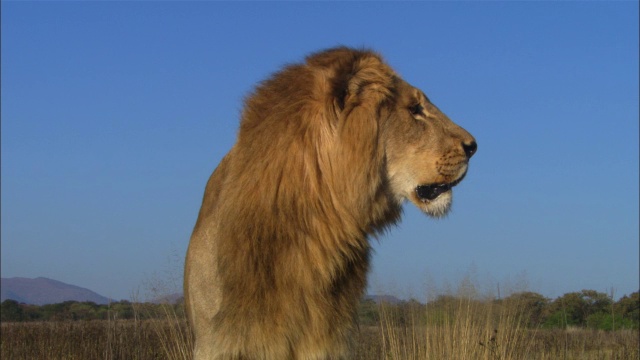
[415,139,476,202]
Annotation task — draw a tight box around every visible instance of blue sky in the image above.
[2,1,638,302]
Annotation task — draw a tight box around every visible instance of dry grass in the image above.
[135,302,194,360]
[1,319,170,360]
[374,298,524,359]
[371,296,638,360]
[1,300,638,360]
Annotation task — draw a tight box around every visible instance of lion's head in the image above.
[306,47,477,219]
[382,78,477,218]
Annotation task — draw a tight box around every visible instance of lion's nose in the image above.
[462,141,477,159]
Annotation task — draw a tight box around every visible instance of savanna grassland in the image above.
[1,290,638,360]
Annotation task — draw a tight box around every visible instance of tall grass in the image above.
[1,319,164,360]
[2,292,638,359]
[135,251,194,360]
[376,295,532,359]
[374,294,638,360]
[134,302,193,360]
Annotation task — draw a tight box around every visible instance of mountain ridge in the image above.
[1,277,113,305]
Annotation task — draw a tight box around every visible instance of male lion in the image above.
[185,47,476,359]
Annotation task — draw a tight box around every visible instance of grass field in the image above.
[2,298,638,360]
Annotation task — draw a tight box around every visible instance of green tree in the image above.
[69,302,99,320]
[41,301,77,321]
[615,291,639,329]
[585,312,627,330]
[110,301,135,319]
[22,304,43,321]
[581,289,613,330]
[580,289,612,314]
[503,291,549,327]
[544,290,614,329]
[545,292,584,328]
[1,299,24,322]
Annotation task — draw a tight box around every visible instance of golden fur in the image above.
[184,47,476,359]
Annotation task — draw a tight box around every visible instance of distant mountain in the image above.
[0,277,113,305]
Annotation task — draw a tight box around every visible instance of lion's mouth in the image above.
[415,174,466,202]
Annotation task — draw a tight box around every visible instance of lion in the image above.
[184,47,476,359]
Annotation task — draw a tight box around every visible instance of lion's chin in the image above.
[413,191,452,218]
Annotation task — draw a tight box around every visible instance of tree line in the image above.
[2,289,638,330]
[359,289,639,331]
[0,299,185,322]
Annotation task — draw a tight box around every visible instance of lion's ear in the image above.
[333,56,394,115]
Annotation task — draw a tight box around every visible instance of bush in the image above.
[1,300,24,322]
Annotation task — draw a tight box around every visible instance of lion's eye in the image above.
[409,104,424,116]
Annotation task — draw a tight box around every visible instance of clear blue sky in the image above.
[2,1,638,302]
